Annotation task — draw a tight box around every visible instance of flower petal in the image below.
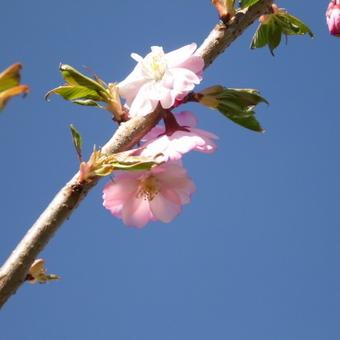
[141,123,218,161]
[122,196,154,228]
[165,43,197,67]
[103,178,138,216]
[150,192,181,223]
[142,125,164,141]
[176,111,198,127]
[128,82,158,116]
[170,68,201,93]
[176,55,204,76]
[118,64,147,105]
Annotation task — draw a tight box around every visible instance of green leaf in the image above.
[218,104,263,132]
[70,124,83,161]
[217,88,269,107]
[92,151,164,177]
[71,99,103,107]
[94,161,158,175]
[239,0,260,9]
[251,23,270,49]
[267,20,282,55]
[251,19,282,55]
[45,85,102,102]
[275,13,314,37]
[250,9,313,55]
[59,64,107,95]
[198,87,268,132]
[107,153,164,172]
[46,64,118,112]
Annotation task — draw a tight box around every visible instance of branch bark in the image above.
[0,0,272,308]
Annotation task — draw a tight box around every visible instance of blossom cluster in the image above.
[102,43,218,228]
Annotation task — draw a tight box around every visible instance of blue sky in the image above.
[1,1,339,339]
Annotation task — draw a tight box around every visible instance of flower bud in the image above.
[326,0,340,37]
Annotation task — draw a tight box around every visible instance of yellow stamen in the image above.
[137,175,160,201]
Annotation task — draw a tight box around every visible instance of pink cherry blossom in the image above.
[141,111,218,161]
[118,43,204,117]
[326,0,340,37]
[103,162,195,228]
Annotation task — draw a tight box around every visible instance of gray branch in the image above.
[0,0,272,308]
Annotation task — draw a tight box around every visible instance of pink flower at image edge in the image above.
[327,0,340,37]
[103,162,195,228]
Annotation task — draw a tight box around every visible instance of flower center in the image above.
[142,47,167,81]
[137,175,160,201]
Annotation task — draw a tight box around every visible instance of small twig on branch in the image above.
[0,0,272,309]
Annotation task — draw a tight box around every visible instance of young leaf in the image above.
[0,63,22,92]
[111,152,164,171]
[71,99,103,108]
[70,124,83,161]
[267,20,282,55]
[211,0,236,19]
[198,86,268,132]
[0,85,29,111]
[79,148,164,181]
[94,152,164,175]
[26,259,60,284]
[46,64,124,119]
[218,105,263,132]
[217,88,269,106]
[45,85,102,102]
[275,13,314,37]
[240,0,260,9]
[94,158,161,176]
[59,64,107,94]
[251,23,270,49]
[251,19,283,55]
[250,7,313,55]
[0,63,29,111]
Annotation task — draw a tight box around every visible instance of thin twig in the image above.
[0,0,272,309]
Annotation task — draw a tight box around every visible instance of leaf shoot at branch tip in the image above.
[251,5,314,55]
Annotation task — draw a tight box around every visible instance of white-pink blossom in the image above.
[102,162,195,228]
[118,43,204,117]
[141,111,218,161]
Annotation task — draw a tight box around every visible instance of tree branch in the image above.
[0,0,272,308]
